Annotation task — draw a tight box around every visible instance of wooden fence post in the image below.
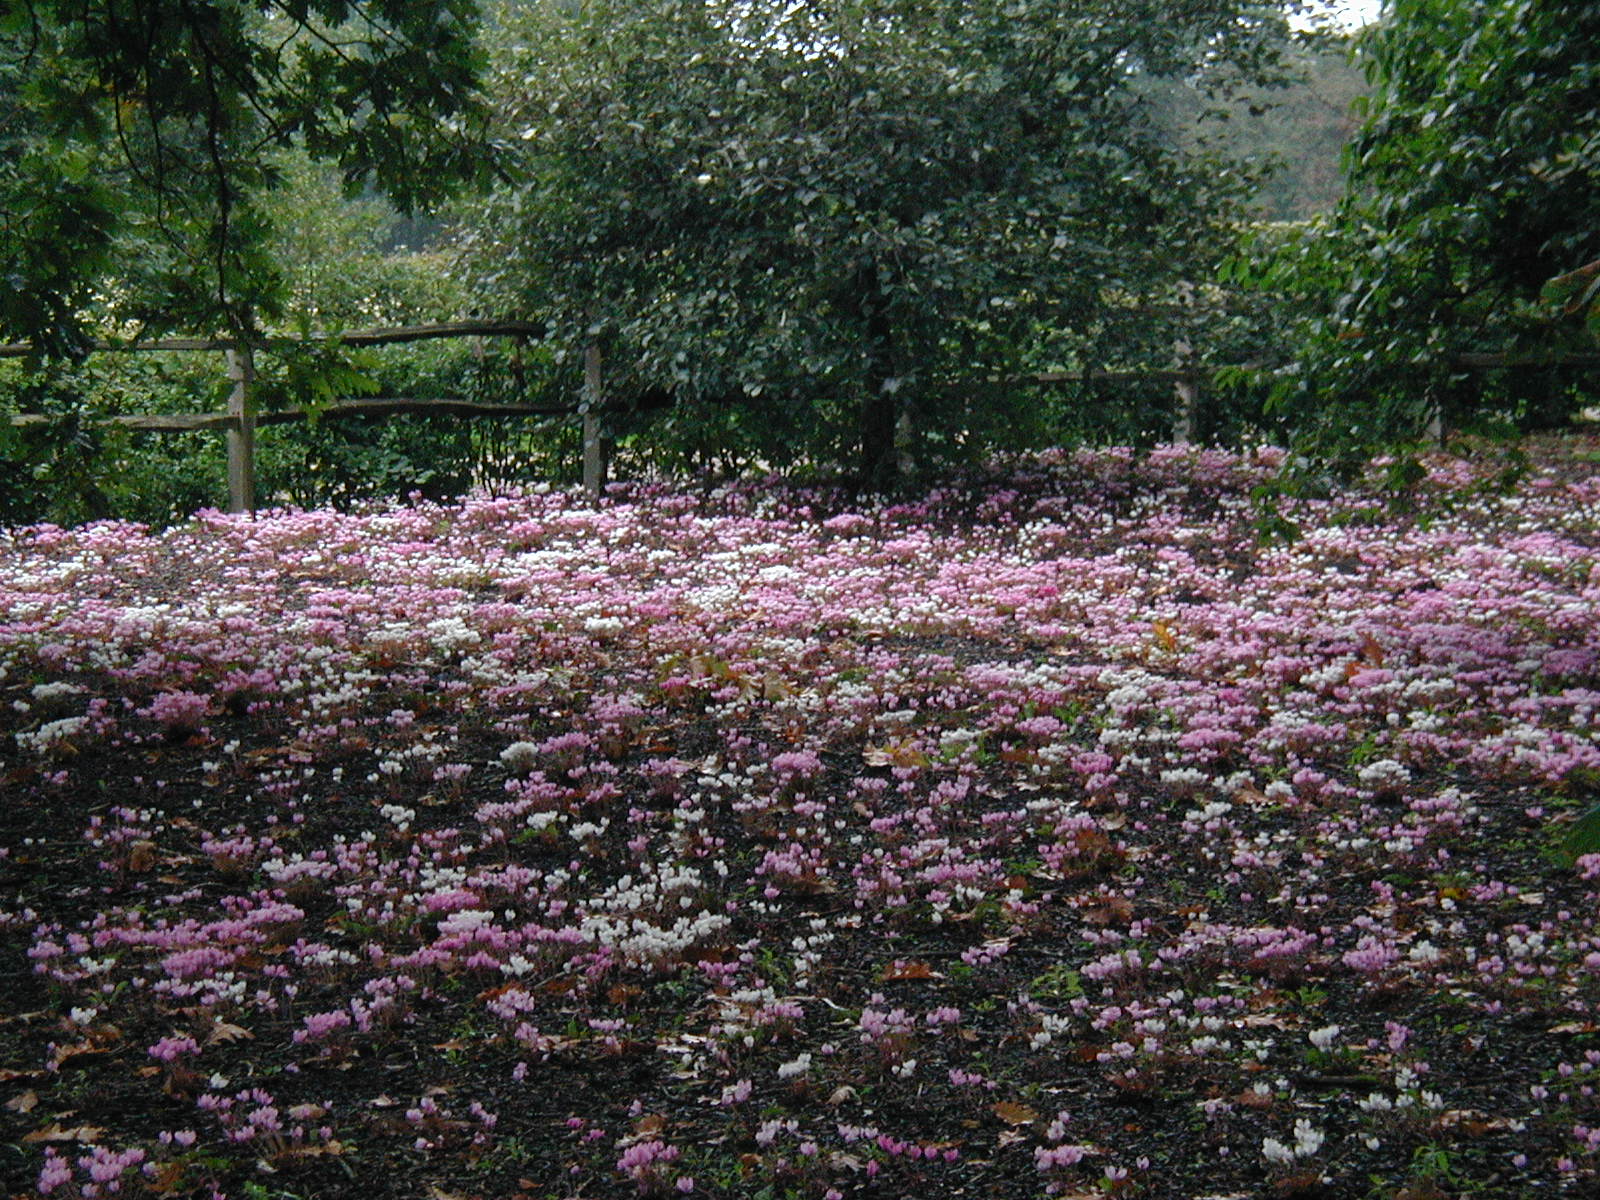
[1171,280,1197,444]
[226,341,256,513]
[1173,371,1199,444]
[582,342,608,498]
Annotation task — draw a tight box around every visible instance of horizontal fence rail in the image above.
[0,320,545,358]
[7,398,577,433]
[6,320,1599,511]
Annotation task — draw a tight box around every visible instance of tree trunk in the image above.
[857,261,899,487]
[582,342,609,498]
[226,340,256,514]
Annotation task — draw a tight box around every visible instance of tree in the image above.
[468,0,1298,483]
[0,0,489,355]
[1152,37,1367,221]
[1266,0,1600,452]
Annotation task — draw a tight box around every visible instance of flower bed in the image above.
[2,440,1599,1199]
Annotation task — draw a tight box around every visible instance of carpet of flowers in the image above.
[3,439,1600,1200]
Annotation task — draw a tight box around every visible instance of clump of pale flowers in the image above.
[500,741,540,774]
[1262,1118,1324,1165]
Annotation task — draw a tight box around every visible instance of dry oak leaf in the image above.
[4,1090,39,1114]
[1234,784,1276,809]
[1434,1109,1521,1134]
[863,740,930,768]
[206,1021,254,1046]
[49,1041,113,1069]
[992,1100,1040,1126]
[126,839,160,873]
[1081,897,1134,927]
[24,1123,106,1144]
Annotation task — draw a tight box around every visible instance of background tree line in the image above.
[0,0,1594,525]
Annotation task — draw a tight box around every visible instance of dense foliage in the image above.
[1263,0,1600,451]
[0,0,510,523]
[4,441,1600,1198]
[5,0,1596,517]
[0,151,548,528]
[0,0,489,352]
[468,0,1299,481]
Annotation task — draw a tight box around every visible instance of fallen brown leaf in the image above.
[1234,784,1275,809]
[279,1140,346,1159]
[23,1123,106,1144]
[4,1090,39,1114]
[1357,633,1385,666]
[49,1041,112,1069]
[992,1100,1039,1126]
[206,1021,254,1045]
[1081,897,1134,926]
[1238,1013,1295,1029]
[1434,1109,1521,1133]
[126,839,159,873]
[863,741,929,768]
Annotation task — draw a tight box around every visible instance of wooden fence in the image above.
[5,324,1597,512]
[0,321,596,510]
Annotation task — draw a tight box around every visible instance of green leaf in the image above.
[1554,803,1600,869]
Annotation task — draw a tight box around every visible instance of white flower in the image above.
[1357,758,1410,790]
[379,804,416,831]
[31,682,82,702]
[1292,1119,1324,1156]
[1263,1119,1325,1165]
[1408,940,1442,964]
[500,741,541,773]
[1308,1024,1342,1050]
[776,1053,811,1080]
[1261,1137,1295,1165]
